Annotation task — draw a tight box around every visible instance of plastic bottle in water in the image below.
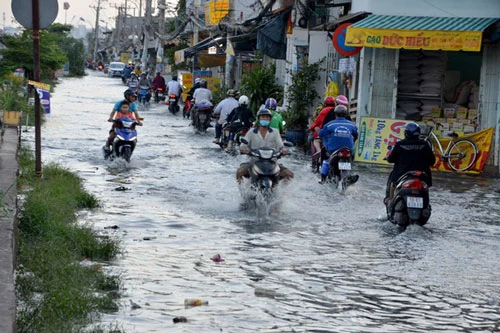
[184,298,209,307]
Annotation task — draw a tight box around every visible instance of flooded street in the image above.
[22,72,500,332]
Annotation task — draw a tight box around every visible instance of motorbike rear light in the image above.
[340,150,350,158]
[170,94,177,98]
[401,179,427,189]
[157,88,163,91]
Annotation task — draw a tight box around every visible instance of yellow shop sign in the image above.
[345,28,483,52]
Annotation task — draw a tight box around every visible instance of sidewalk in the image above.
[0,126,19,333]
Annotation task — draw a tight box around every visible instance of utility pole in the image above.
[141,0,152,70]
[91,0,106,61]
[157,0,166,73]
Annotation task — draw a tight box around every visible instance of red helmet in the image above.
[324,96,336,106]
[336,95,348,107]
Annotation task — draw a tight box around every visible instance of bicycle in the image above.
[420,125,478,172]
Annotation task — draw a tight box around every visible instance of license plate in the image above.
[169,98,176,103]
[338,162,351,170]
[407,196,423,208]
[158,93,163,97]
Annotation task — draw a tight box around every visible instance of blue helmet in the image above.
[265,98,277,111]
[404,122,421,139]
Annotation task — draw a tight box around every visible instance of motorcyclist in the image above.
[309,96,337,159]
[256,98,284,135]
[384,122,436,206]
[103,90,143,156]
[152,71,166,101]
[166,74,182,101]
[237,108,294,183]
[213,89,239,144]
[127,73,139,91]
[137,72,152,102]
[184,78,201,119]
[321,95,350,126]
[318,105,359,184]
[121,64,133,84]
[225,95,255,152]
[191,80,213,123]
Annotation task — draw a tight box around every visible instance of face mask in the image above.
[260,120,270,127]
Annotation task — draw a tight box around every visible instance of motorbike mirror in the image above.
[283,140,294,147]
[240,138,248,145]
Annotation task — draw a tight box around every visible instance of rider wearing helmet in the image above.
[237,108,294,182]
[318,105,359,184]
[166,73,182,101]
[321,95,351,127]
[213,89,239,144]
[260,97,285,135]
[309,96,337,166]
[384,122,436,205]
[127,72,139,91]
[225,95,255,152]
[103,89,143,157]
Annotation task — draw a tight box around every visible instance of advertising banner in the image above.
[204,0,229,26]
[355,117,493,174]
[345,28,483,52]
[28,80,51,114]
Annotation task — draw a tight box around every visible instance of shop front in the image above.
[344,15,500,172]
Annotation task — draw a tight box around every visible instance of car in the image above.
[108,62,125,77]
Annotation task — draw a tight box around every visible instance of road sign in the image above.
[332,23,362,57]
[12,0,58,29]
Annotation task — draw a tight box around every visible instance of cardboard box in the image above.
[467,108,478,119]
[463,125,476,133]
[430,108,442,118]
[443,108,455,118]
[456,108,468,119]
[452,122,463,130]
[438,122,450,130]
[454,130,465,137]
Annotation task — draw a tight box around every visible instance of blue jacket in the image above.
[319,117,358,154]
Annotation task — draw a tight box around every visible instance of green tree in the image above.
[0,30,67,81]
[239,63,283,114]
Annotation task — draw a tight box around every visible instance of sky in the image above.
[1,0,178,30]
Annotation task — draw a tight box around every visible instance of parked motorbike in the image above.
[386,170,431,229]
[325,147,358,191]
[192,101,213,133]
[108,117,138,163]
[154,87,166,103]
[167,94,180,114]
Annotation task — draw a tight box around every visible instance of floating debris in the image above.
[210,254,225,262]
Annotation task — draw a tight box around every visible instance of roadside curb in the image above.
[0,126,19,333]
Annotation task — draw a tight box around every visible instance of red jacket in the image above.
[309,106,333,138]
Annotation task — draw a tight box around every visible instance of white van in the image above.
[108,62,126,77]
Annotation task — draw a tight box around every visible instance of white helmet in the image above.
[238,95,249,105]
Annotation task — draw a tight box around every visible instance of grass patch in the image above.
[16,148,123,333]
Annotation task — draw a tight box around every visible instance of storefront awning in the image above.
[345,15,499,52]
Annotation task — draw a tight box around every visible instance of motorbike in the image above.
[183,98,192,119]
[108,117,138,163]
[192,101,213,133]
[154,87,166,103]
[137,87,150,110]
[167,94,180,114]
[386,171,431,229]
[219,122,249,154]
[325,147,357,191]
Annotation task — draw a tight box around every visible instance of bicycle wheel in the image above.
[447,139,478,171]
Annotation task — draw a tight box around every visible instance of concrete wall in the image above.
[351,0,500,18]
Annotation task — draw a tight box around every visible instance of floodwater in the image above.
[21,72,500,332]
